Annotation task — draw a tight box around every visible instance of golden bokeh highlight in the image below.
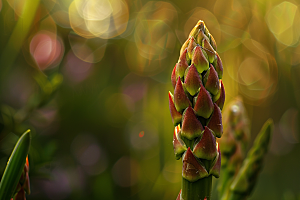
[266,1,300,46]
[219,24,251,53]
[52,10,71,28]
[238,57,271,100]
[247,12,274,51]
[276,42,300,66]
[126,1,178,76]
[125,40,176,76]
[68,32,107,63]
[222,37,278,104]
[134,1,177,60]
[69,0,129,39]
[214,0,248,29]
[135,20,176,60]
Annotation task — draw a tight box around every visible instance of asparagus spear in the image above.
[169,20,225,200]
[218,97,250,199]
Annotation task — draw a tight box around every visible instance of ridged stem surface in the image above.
[182,176,212,200]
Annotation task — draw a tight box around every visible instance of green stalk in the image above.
[182,176,212,200]
[0,130,31,200]
[182,138,194,149]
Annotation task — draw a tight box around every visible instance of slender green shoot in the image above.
[0,130,31,200]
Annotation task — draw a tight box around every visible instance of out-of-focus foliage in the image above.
[0,0,299,199]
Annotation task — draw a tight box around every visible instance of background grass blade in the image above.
[226,119,274,200]
[0,130,31,200]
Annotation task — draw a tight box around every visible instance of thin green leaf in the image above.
[0,130,31,200]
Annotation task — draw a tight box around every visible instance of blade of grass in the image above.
[0,130,31,200]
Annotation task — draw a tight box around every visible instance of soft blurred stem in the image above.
[0,0,40,81]
[219,170,231,198]
[0,130,31,200]
[225,119,273,200]
[182,176,212,200]
[217,97,250,199]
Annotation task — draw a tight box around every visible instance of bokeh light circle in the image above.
[71,134,108,175]
[126,112,159,151]
[30,31,64,71]
[266,1,300,46]
[238,57,272,101]
[279,108,299,144]
[127,1,178,76]
[69,0,129,39]
[63,50,93,83]
[68,32,107,63]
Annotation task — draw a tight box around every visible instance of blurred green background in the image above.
[0,0,299,199]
